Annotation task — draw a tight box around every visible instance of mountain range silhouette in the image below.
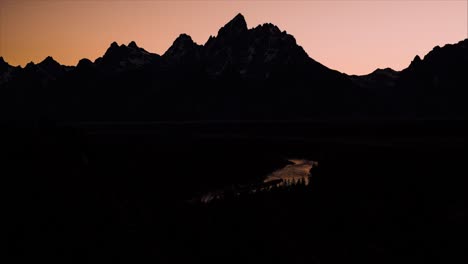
[0,13,467,122]
[3,14,468,264]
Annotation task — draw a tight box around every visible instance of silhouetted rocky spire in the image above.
[409,55,422,68]
[110,41,119,48]
[128,41,138,48]
[164,34,201,61]
[163,34,203,67]
[218,13,248,38]
[104,42,123,57]
[39,56,60,67]
[167,34,197,51]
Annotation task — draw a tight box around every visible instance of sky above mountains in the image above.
[1,0,466,75]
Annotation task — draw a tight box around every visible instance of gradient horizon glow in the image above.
[1,0,466,75]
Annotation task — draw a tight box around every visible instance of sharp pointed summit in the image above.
[168,34,197,50]
[231,13,247,25]
[36,56,67,79]
[201,13,319,78]
[410,55,422,66]
[163,34,201,63]
[39,56,60,66]
[128,41,138,48]
[104,42,123,56]
[218,13,248,38]
[163,34,203,65]
[110,41,119,48]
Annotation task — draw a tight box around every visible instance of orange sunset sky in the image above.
[0,0,466,75]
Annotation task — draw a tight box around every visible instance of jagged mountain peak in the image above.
[39,56,60,67]
[409,55,422,68]
[110,41,119,48]
[128,41,138,48]
[218,13,248,38]
[405,39,468,72]
[170,34,198,49]
[35,56,66,79]
[105,41,124,56]
[42,56,55,62]
[229,13,247,27]
[200,14,319,78]
[257,23,281,34]
[165,34,198,53]
[25,61,36,69]
[176,33,194,43]
[104,40,151,56]
[163,34,201,63]
[96,40,159,71]
[424,39,468,61]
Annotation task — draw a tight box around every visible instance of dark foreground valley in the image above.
[4,121,466,263]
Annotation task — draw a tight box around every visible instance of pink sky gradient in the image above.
[0,0,466,74]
